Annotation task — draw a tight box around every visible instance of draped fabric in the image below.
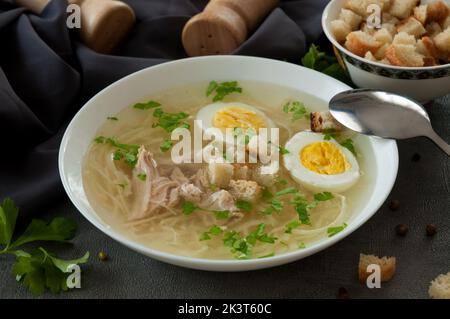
[0,0,328,220]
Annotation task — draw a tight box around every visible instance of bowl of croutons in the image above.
[322,0,450,101]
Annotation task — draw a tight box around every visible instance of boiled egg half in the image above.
[283,132,360,193]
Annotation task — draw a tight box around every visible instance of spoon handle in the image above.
[427,130,450,156]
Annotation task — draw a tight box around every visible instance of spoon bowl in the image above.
[329,89,450,156]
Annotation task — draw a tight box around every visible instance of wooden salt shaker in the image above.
[15,0,135,54]
[182,0,279,56]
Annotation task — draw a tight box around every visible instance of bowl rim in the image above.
[322,0,450,71]
[58,55,399,271]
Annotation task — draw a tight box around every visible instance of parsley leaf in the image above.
[275,187,298,197]
[214,210,230,220]
[9,217,77,249]
[298,242,306,249]
[160,139,173,153]
[340,139,357,156]
[285,220,301,234]
[137,173,147,181]
[0,198,19,247]
[278,145,290,155]
[327,223,348,237]
[133,100,161,110]
[152,108,190,133]
[323,128,338,141]
[314,192,334,202]
[200,225,223,241]
[301,44,352,86]
[282,100,309,121]
[206,81,242,102]
[95,136,140,168]
[182,201,198,216]
[12,248,89,295]
[236,200,252,212]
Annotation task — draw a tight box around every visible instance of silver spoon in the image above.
[329,89,450,156]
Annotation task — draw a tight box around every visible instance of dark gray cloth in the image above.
[0,0,327,222]
[1,96,449,299]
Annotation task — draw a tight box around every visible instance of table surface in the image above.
[1,96,449,299]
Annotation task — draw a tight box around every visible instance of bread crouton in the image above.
[344,0,369,17]
[364,51,377,61]
[229,180,261,202]
[382,12,399,25]
[397,17,426,38]
[208,162,233,188]
[374,42,390,59]
[392,31,416,45]
[381,22,397,35]
[434,27,450,52]
[417,36,441,59]
[331,19,352,42]
[345,31,382,56]
[426,22,443,38]
[386,44,424,66]
[358,254,396,283]
[427,1,449,24]
[429,272,450,299]
[379,57,392,65]
[374,28,393,44]
[310,111,344,133]
[389,0,419,19]
[340,8,363,30]
[414,4,428,25]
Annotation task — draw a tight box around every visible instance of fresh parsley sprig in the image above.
[322,129,357,156]
[301,44,352,86]
[0,198,89,295]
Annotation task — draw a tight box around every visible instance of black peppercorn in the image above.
[98,251,108,261]
[389,200,400,211]
[411,153,421,162]
[395,224,409,236]
[426,224,437,237]
[337,287,349,299]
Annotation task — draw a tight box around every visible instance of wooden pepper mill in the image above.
[15,0,135,54]
[182,0,279,57]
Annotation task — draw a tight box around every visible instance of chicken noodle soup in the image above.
[83,81,376,259]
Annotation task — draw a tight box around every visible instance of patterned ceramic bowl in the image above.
[322,0,450,102]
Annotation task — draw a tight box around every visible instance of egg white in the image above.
[283,131,360,193]
[195,102,276,133]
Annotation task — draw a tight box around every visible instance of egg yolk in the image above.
[300,141,351,175]
[213,107,267,130]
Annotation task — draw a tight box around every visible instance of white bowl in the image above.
[59,56,399,271]
[322,0,450,102]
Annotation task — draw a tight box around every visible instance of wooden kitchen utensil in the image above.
[182,0,279,57]
[15,0,135,54]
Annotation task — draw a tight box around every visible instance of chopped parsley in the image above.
[214,210,230,220]
[199,225,223,241]
[236,200,252,212]
[95,136,140,168]
[133,100,161,110]
[152,108,190,133]
[107,116,118,121]
[282,100,309,121]
[285,220,301,234]
[327,223,348,237]
[137,173,147,181]
[340,139,357,156]
[206,81,242,102]
[278,145,290,155]
[182,201,198,216]
[322,129,357,156]
[298,242,306,249]
[160,139,173,153]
